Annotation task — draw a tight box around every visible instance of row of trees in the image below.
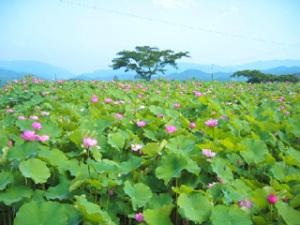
[232,70,299,83]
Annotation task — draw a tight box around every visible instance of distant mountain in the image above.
[0,68,24,86]
[1,59,300,83]
[175,59,300,74]
[262,66,300,75]
[0,60,74,80]
[164,69,232,81]
[75,69,135,81]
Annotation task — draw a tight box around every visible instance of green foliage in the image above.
[0,186,32,206]
[155,152,199,184]
[144,204,174,225]
[0,79,299,224]
[0,171,14,191]
[276,202,300,225]
[232,70,299,83]
[211,205,252,225]
[177,192,212,223]
[14,200,70,225]
[75,196,116,225]
[111,46,189,80]
[19,158,51,184]
[123,181,153,210]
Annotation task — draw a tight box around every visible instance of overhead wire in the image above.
[58,0,299,48]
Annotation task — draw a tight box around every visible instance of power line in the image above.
[59,0,299,48]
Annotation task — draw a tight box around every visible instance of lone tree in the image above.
[111,46,189,81]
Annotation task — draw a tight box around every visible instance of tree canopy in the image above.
[232,70,299,83]
[111,46,189,81]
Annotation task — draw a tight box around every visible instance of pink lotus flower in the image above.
[104,98,113,103]
[194,91,203,97]
[114,113,124,119]
[32,122,42,130]
[207,182,216,189]
[91,95,98,103]
[18,115,26,120]
[29,115,39,120]
[21,130,36,141]
[267,194,278,204]
[279,96,285,102]
[239,199,253,209]
[204,119,218,127]
[157,114,164,118]
[189,122,196,129]
[6,108,15,113]
[173,103,181,108]
[36,135,49,142]
[41,111,50,116]
[7,140,14,148]
[135,212,144,222]
[136,121,147,127]
[83,137,97,148]
[166,125,177,133]
[131,144,143,152]
[220,115,228,120]
[202,149,216,158]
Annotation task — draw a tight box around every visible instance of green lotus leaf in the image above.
[124,181,153,210]
[38,148,69,172]
[45,175,71,200]
[144,204,173,225]
[166,135,196,153]
[75,195,116,225]
[288,118,300,137]
[7,142,40,162]
[222,179,252,203]
[119,155,142,174]
[211,205,252,225]
[0,186,32,206]
[156,152,199,184]
[239,139,269,164]
[147,193,173,209]
[0,171,14,191]
[177,192,212,224]
[211,157,233,183]
[142,141,166,156]
[89,159,120,174]
[14,200,68,225]
[276,201,300,225]
[107,132,126,150]
[143,128,158,141]
[15,119,33,130]
[19,158,51,184]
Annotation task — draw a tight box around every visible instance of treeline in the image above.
[231,70,299,83]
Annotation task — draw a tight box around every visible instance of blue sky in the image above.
[0,0,300,73]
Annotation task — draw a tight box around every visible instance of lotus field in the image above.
[1,78,300,225]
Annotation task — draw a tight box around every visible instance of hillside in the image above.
[1,59,300,83]
[0,60,74,80]
[0,68,24,86]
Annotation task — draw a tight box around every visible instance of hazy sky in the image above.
[1,0,300,73]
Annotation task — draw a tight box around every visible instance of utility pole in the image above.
[211,64,214,82]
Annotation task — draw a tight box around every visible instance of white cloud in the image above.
[152,0,195,9]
